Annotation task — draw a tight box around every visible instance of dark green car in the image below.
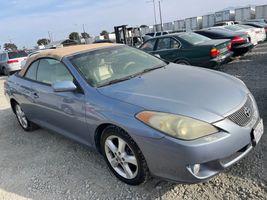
[139,32,233,68]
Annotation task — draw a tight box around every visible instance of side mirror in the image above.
[154,54,161,58]
[52,81,77,92]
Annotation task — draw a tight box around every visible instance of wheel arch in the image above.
[10,98,18,113]
[94,123,117,154]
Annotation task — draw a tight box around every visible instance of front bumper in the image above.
[131,117,263,183]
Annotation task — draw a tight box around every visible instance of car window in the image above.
[156,32,161,36]
[8,51,28,59]
[70,46,166,87]
[179,32,211,45]
[24,60,39,80]
[224,25,243,31]
[36,58,73,85]
[0,53,7,61]
[156,37,179,50]
[140,39,156,51]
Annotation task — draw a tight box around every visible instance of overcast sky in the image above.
[0,0,266,48]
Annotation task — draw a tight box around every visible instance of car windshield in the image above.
[8,51,28,59]
[179,32,211,45]
[224,25,244,31]
[70,46,166,87]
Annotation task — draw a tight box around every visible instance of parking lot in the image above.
[0,42,266,200]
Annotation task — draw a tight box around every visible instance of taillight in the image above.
[7,59,19,64]
[211,48,221,57]
[227,43,232,50]
[231,36,246,45]
[265,27,267,31]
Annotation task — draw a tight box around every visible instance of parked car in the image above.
[195,29,253,56]
[145,31,169,37]
[139,32,233,68]
[245,19,267,23]
[4,43,264,185]
[237,24,266,43]
[0,51,28,75]
[209,25,258,45]
[241,22,267,39]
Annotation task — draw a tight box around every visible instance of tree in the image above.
[4,43,17,51]
[100,30,109,39]
[81,32,90,39]
[37,38,50,46]
[69,32,81,43]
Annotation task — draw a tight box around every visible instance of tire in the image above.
[176,60,190,65]
[100,126,149,185]
[2,67,8,76]
[14,103,39,131]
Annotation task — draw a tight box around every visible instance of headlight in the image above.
[136,111,218,140]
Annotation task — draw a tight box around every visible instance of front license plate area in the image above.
[253,119,264,144]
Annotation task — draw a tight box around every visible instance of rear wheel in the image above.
[14,103,38,131]
[100,126,149,185]
[2,67,8,76]
[176,60,190,65]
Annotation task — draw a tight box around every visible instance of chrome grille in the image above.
[227,96,255,127]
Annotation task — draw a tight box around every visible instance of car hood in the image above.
[97,64,249,123]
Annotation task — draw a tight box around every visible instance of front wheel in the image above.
[14,103,38,131]
[101,126,149,185]
[176,60,190,65]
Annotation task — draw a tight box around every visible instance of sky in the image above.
[0,0,266,48]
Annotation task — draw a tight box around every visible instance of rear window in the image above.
[8,51,28,59]
[224,25,243,31]
[179,32,211,45]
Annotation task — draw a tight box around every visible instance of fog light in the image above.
[191,164,200,175]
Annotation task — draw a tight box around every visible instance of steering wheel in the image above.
[122,61,136,71]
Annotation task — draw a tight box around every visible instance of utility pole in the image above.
[146,0,157,31]
[158,1,163,32]
[82,24,86,33]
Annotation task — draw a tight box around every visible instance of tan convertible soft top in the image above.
[20,43,118,76]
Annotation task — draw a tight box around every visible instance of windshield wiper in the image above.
[98,75,135,87]
[98,63,167,87]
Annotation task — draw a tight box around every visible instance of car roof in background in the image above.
[196,28,241,36]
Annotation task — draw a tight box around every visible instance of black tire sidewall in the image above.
[176,60,190,65]
[14,103,36,131]
[100,126,148,185]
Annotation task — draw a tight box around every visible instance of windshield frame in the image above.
[68,45,167,88]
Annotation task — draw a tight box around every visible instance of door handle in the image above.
[32,92,39,99]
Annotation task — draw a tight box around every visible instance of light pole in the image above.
[158,1,163,32]
[146,0,157,31]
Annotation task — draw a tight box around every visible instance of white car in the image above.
[0,51,28,75]
[209,25,258,46]
[237,24,266,43]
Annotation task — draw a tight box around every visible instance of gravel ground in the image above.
[0,43,266,200]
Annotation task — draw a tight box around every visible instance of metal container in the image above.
[256,4,267,20]
[215,10,235,22]
[174,20,185,31]
[185,17,202,31]
[163,22,174,31]
[202,14,215,28]
[235,7,255,21]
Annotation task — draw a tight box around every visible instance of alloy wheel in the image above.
[104,135,138,179]
[15,104,28,129]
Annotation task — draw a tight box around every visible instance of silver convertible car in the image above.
[4,43,264,185]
